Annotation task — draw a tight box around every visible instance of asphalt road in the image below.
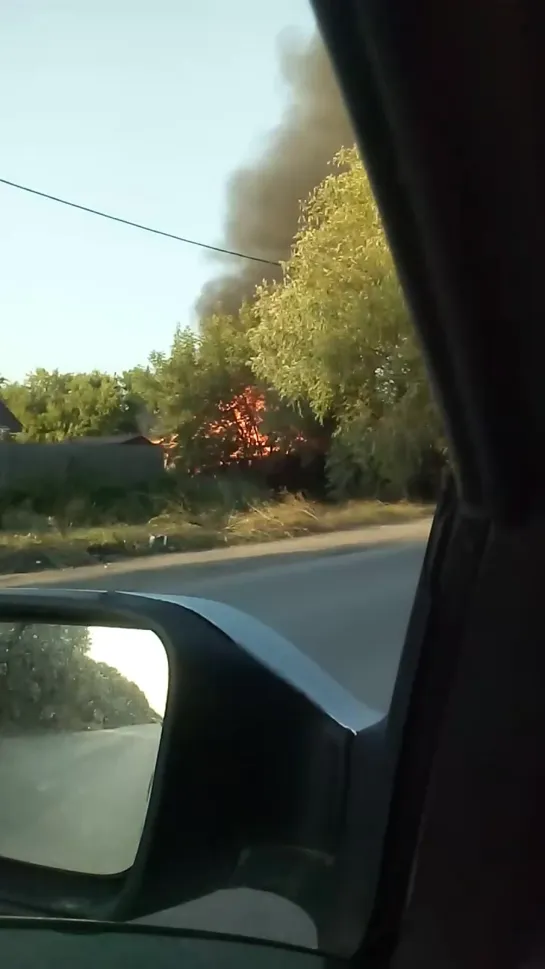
[0,520,430,946]
[130,537,426,712]
[0,724,161,875]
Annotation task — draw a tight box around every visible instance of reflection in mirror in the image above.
[0,623,168,875]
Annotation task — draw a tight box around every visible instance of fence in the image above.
[0,442,166,498]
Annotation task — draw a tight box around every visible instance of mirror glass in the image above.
[0,622,168,875]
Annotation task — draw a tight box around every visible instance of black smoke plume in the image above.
[196,32,354,319]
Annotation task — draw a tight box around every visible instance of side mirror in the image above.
[0,588,386,950]
[0,617,167,877]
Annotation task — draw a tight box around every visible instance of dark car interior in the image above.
[315,0,545,965]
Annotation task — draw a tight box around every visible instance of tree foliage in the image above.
[125,312,320,473]
[125,314,256,471]
[0,623,157,731]
[250,147,446,497]
[2,369,143,442]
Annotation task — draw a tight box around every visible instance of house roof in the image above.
[62,433,155,446]
[0,399,23,434]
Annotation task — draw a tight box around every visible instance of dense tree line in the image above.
[1,148,446,501]
[0,623,158,731]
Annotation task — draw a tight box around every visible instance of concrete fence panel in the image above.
[0,442,166,496]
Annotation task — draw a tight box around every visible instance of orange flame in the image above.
[206,388,273,461]
[151,387,307,470]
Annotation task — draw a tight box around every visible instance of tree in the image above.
[0,623,156,731]
[249,147,446,497]
[125,310,329,479]
[0,623,90,728]
[126,314,269,472]
[85,661,158,728]
[1,369,143,442]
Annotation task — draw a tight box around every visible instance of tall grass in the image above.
[0,470,433,575]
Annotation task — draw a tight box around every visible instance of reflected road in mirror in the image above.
[0,623,168,875]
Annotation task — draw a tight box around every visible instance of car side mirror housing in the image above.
[0,588,386,952]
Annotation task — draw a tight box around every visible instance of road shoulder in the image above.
[0,518,432,588]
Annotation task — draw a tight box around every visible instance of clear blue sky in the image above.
[1,0,315,381]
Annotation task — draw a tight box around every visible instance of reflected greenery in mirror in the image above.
[0,622,167,730]
[0,623,168,875]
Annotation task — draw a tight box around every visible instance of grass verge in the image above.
[0,496,433,576]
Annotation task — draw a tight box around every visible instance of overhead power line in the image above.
[0,176,281,267]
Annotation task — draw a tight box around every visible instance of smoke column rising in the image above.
[196,32,354,319]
